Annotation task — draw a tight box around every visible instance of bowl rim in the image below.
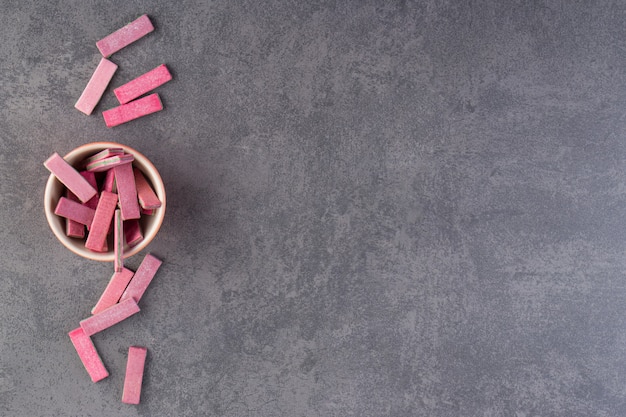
[44,141,166,262]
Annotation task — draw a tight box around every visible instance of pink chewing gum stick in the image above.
[114,163,141,220]
[79,171,99,210]
[133,168,161,209]
[84,148,124,165]
[124,219,143,247]
[75,58,118,115]
[55,197,96,227]
[121,253,162,304]
[102,93,163,128]
[44,153,97,203]
[114,64,172,104]
[114,209,124,272]
[86,154,134,172]
[92,267,135,315]
[103,168,117,192]
[66,218,85,237]
[96,14,154,58]
[80,297,140,336]
[68,327,109,382]
[122,346,148,404]
[140,207,154,215]
[65,190,85,238]
[85,191,118,252]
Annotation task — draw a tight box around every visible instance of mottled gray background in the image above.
[1,0,626,416]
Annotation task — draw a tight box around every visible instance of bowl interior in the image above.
[44,142,166,261]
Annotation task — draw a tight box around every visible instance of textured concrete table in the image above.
[1,1,626,416]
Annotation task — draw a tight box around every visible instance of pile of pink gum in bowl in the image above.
[44,142,166,262]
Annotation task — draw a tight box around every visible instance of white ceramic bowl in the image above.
[44,142,166,261]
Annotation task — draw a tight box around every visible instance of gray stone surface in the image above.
[1,0,626,415]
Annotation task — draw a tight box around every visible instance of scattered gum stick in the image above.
[114,209,124,272]
[140,207,154,216]
[84,148,125,165]
[114,163,141,220]
[68,327,109,382]
[121,253,162,303]
[102,93,163,128]
[44,153,97,203]
[55,197,96,227]
[133,168,161,209]
[96,14,154,58]
[80,297,140,336]
[91,267,135,315]
[85,191,118,252]
[103,168,117,192]
[65,190,85,238]
[86,154,134,172]
[79,171,100,210]
[124,219,143,247]
[114,64,172,104]
[74,58,118,115]
[122,346,148,404]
